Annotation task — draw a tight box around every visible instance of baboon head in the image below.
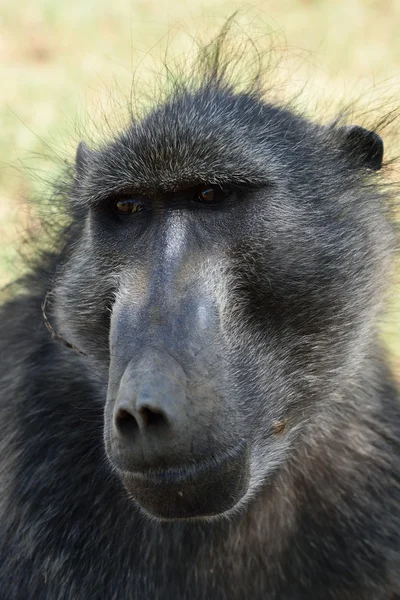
[52,73,392,521]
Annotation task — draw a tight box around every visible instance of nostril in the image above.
[115,405,169,437]
[115,408,139,437]
[139,406,169,428]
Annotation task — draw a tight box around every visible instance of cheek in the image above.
[53,253,116,360]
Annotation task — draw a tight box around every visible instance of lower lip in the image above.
[121,440,250,520]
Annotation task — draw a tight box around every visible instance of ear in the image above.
[75,141,95,175]
[339,125,383,171]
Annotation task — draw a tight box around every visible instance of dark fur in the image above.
[0,41,399,599]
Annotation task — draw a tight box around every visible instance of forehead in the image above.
[88,88,291,199]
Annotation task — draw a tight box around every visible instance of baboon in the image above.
[0,37,399,600]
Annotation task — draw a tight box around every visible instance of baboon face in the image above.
[53,86,388,520]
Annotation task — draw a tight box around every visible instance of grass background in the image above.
[0,0,399,376]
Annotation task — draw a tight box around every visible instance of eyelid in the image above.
[199,186,228,200]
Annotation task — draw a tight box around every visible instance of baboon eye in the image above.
[197,186,228,203]
[114,198,146,215]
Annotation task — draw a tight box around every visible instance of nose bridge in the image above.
[138,215,216,354]
[150,214,192,304]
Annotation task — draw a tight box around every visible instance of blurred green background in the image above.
[0,0,399,376]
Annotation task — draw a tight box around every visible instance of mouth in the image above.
[121,440,250,520]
